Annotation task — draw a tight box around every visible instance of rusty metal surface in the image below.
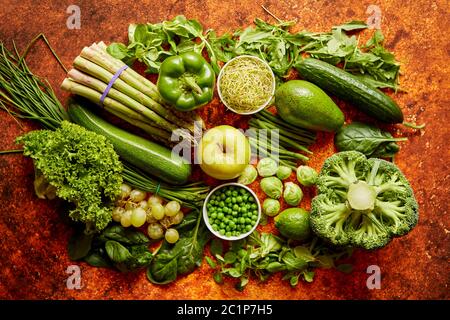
[0,0,449,300]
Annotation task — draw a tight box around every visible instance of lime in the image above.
[274,208,311,241]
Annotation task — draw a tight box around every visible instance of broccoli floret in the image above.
[17,121,123,232]
[310,151,419,250]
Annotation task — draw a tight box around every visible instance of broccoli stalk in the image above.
[311,151,419,250]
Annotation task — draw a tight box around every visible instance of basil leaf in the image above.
[223,252,237,264]
[106,43,130,60]
[213,272,223,284]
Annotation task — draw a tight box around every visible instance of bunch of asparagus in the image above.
[248,110,316,168]
[61,42,202,144]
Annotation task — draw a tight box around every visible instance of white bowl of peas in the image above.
[203,183,261,241]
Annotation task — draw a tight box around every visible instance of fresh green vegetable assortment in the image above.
[0,10,423,292]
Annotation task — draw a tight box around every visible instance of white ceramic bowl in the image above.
[203,182,261,241]
[217,55,276,115]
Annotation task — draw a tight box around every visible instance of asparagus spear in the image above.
[107,107,172,143]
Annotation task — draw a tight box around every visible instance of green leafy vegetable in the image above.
[110,15,402,88]
[17,121,123,232]
[335,122,407,158]
[69,225,153,272]
[283,182,303,206]
[147,210,210,284]
[208,231,352,290]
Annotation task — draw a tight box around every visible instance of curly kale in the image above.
[310,151,418,250]
[17,121,123,231]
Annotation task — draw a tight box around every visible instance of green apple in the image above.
[197,125,251,180]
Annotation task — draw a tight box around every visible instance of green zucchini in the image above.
[68,99,191,185]
[296,58,403,123]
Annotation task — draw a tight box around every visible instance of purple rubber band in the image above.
[100,65,128,106]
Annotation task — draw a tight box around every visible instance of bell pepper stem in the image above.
[183,76,203,95]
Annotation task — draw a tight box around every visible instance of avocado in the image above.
[275,80,344,132]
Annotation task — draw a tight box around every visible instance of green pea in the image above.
[241,207,248,213]
[210,212,217,219]
[251,203,257,210]
[245,225,253,232]
[212,224,218,230]
[229,221,236,228]
[236,196,242,203]
[226,232,232,237]
[225,190,231,196]
[252,210,258,215]
[245,218,252,224]
[232,191,238,197]
[219,229,225,235]
[232,211,238,216]
[231,197,237,204]
[251,214,258,221]
[239,217,246,224]
[220,222,226,229]
[225,198,232,203]
[232,204,239,211]
[249,196,255,203]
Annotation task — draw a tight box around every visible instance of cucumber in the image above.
[68,100,191,185]
[296,58,403,123]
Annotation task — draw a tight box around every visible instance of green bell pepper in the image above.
[157,52,215,111]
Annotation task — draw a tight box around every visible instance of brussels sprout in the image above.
[260,177,283,199]
[257,158,278,177]
[283,182,303,206]
[263,198,281,217]
[276,166,292,180]
[237,165,258,185]
[296,165,318,187]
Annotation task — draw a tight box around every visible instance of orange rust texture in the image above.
[0,0,449,300]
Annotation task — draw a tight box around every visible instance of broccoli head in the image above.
[17,121,123,232]
[310,151,418,250]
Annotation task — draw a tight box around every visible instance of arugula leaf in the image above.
[333,20,368,31]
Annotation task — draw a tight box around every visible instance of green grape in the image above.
[147,223,164,239]
[165,228,179,244]
[151,203,165,220]
[165,201,181,217]
[129,189,147,202]
[120,210,132,228]
[148,195,163,206]
[170,211,184,225]
[112,207,125,222]
[119,184,132,199]
[130,208,147,227]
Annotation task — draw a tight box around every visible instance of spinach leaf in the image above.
[147,210,211,285]
[335,122,407,158]
[68,231,93,261]
[85,252,111,268]
[80,224,153,273]
[105,240,132,263]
